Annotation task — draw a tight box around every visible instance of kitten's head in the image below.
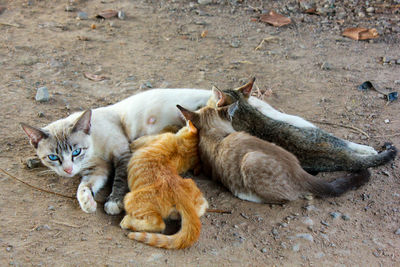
[207,77,255,108]
[177,105,233,134]
[20,110,94,178]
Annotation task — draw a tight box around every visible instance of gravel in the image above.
[35,87,49,102]
[77,12,88,20]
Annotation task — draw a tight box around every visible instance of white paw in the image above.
[348,142,378,155]
[77,186,97,213]
[104,200,123,215]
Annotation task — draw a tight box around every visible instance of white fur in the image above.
[236,192,264,203]
[346,141,378,155]
[38,88,334,214]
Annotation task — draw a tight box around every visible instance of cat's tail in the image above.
[303,169,371,198]
[128,183,203,249]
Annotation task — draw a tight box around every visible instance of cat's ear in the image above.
[212,86,227,107]
[72,110,91,134]
[187,120,198,134]
[176,105,199,123]
[227,101,239,119]
[236,77,255,98]
[20,123,49,148]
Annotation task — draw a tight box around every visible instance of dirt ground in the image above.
[0,0,399,266]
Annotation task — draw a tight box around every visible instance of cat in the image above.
[177,104,371,204]
[208,78,397,174]
[120,120,208,249]
[20,86,320,215]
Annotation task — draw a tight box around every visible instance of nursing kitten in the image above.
[20,84,327,215]
[178,105,371,204]
[120,120,208,249]
[209,78,397,173]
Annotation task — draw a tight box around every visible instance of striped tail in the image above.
[127,199,201,249]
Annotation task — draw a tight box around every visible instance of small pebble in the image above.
[261,248,268,253]
[280,222,288,228]
[321,62,332,70]
[321,221,330,227]
[304,194,313,200]
[198,0,212,5]
[35,224,51,231]
[292,243,300,252]
[341,214,350,221]
[65,6,76,12]
[6,245,13,252]
[358,11,365,18]
[77,11,88,20]
[48,205,55,211]
[384,119,390,124]
[304,205,317,212]
[271,228,279,236]
[302,217,314,226]
[366,7,375,13]
[35,86,49,102]
[396,59,400,65]
[395,228,400,235]
[37,111,45,117]
[330,212,341,219]
[81,237,88,241]
[118,11,126,20]
[45,246,56,252]
[296,233,314,242]
[230,39,241,48]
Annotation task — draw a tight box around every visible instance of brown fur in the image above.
[120,121,208,249]
[178,105,370,204]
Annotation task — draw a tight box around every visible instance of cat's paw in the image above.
[77,186,97,213]
[104,199,123,215]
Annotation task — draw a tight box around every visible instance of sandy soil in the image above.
[0,0,399,266]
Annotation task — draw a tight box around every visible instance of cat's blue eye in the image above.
[72,148,81,157]
[48,154,59,161]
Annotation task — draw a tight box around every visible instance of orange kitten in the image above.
[120,120,208,249]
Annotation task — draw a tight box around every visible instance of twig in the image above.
[207,208,232,214]
[255,36,278,51]
[0,22,20,27]
[309,120,370,139]
[373,133,400,138]
[52,220,80,228]
[0,168,75,200]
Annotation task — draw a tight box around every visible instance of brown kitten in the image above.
[178,105,370,204]
[120,120,208,249]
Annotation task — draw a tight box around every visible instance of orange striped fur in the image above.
[120,121,208,249]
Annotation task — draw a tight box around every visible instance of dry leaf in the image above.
[342,27,379,40]
[91,24,96,29]
[260,11,291,27]
[304,8,317,14]
[83,73,108,81]
[96,9,118,19]
[201,30,208,38]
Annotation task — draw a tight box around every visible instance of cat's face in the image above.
[21,110,93,178]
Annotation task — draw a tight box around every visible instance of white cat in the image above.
[21,87,377,215]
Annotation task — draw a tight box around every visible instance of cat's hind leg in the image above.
[121,191,166,232]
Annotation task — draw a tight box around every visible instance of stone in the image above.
[65,6,76,12]
[230,39,241,48]
[45,246,56,252]
[329,212,341,219]
[271,228,279,236]
[341,214,350,221]
[118,11,126,20]
[35,87,49,102]
[47,205,55,211]
[296,233,314,242]
[366,7,375,13]
[395,228,400,235]
[198,0,212,4]
[292,243,300,252]
[321,62,332,70]
[261,248,268,253]
[147,253,163,262]
[302,217,314,226]
[77,12,88,20]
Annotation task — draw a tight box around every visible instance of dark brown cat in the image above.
[177,105,370,203]
[208,78,397,174]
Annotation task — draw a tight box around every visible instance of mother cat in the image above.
[21,84,379,214]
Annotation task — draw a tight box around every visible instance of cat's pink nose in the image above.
[64,167,73,174]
